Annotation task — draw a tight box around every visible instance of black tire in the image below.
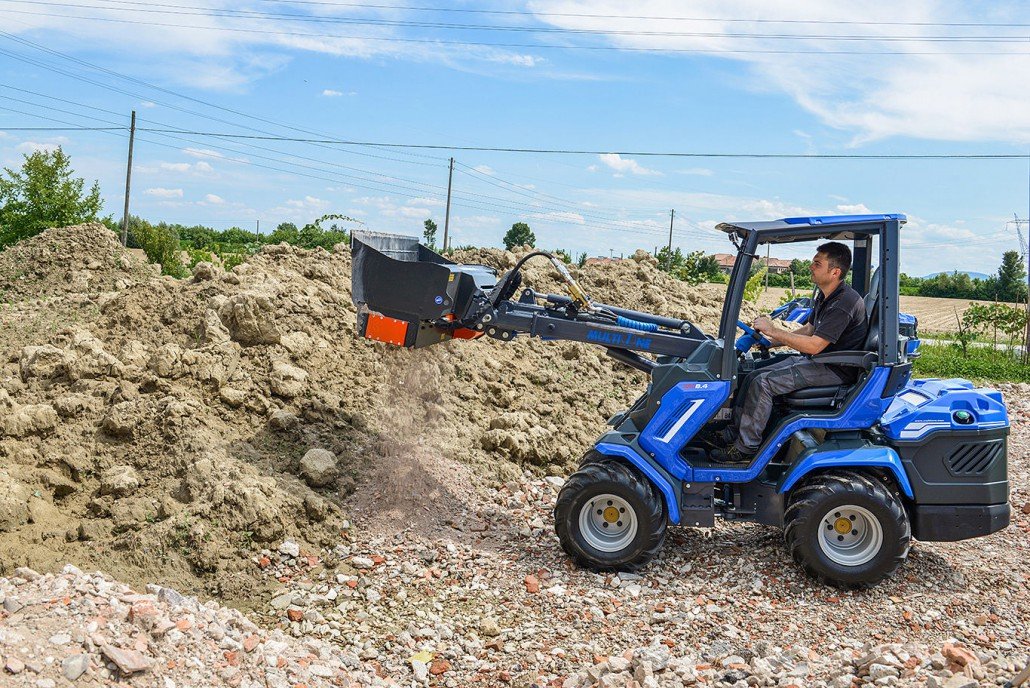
[554,459,667,572]
[784,470,911,589]
[577,449,610,470]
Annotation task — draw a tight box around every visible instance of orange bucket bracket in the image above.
[364,312,410,346]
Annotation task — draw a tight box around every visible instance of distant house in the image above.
[712,253,792,275]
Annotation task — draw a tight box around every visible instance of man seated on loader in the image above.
[712,241,869,464]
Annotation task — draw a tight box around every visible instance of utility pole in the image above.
[256,219,260,234]
[443,157,454,252]
[666,209,675,270]
[120,110,136,246]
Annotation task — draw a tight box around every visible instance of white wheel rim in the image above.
[817,504,883,566]
[578,493,638,553]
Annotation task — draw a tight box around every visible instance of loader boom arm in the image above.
[350,230,713,365]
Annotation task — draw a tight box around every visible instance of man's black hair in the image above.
[817,241,852,281]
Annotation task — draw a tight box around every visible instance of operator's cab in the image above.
[704,215,915,466]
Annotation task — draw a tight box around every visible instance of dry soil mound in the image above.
[0,223,157,302]
[0,225,740,603]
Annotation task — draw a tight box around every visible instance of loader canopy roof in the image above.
[716,213,907,244]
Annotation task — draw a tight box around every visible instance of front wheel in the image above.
[784,470,911,588]
[554,459,667,572]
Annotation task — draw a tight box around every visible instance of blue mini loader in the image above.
[350,214,1010,587]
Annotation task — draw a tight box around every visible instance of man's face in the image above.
[810,251,840,287]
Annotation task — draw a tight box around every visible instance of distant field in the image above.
[748,286,996,334]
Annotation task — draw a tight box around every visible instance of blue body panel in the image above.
[880,378,1009,442]
[691,366,893,483]
[780,446,914,498]
[781,213,907,226]
[638,381,732,481]
[786,307,811,323]
[595,442,684,525]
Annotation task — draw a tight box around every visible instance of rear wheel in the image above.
[555,458,667,572]
[784,470,910,588]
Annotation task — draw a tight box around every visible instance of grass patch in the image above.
[913,343,1030,383]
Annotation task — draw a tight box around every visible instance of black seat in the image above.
[779,269,881,409]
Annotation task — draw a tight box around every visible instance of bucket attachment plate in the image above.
[351,230,497,348]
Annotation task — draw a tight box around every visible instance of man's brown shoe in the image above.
[709,445,754,465]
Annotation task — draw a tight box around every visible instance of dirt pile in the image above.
[0,223,158,302]
[0,225,740,602]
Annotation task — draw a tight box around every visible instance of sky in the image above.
[1,0,1029,277]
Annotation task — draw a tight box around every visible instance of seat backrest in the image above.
[864,267,880,317]
[862,267,880,351]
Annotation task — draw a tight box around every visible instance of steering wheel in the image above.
[736,319,772,352]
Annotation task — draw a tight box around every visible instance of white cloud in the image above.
[149,160,216,176]
[485,53,543,68]
[15,141,58,154]
[531,1,1030,144]
[398,206,430,218]
[204,194,224,204]
[836,203,872,214]
[182,147,247,164]
[598,153,663,176]
[531,211,586,225]
[322,89,343,97]
[677,168,714,177]
[140,101,157,108]
[144,187,183,198]
[284,195,330,210]
[472,165,495,175]
[406,196,445,207]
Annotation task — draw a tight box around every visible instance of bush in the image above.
[129,217,188,278]
[743,266,767,303]
[913,343,1030,382]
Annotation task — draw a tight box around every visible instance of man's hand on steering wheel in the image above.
[736,319,773,351]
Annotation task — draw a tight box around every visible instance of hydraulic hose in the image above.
[616,316,659,332]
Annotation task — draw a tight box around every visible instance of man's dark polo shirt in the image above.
[807,282,868,380]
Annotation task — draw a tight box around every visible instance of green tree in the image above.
[125,216,188,278]
[267,222,299,245]
[996,250,1027,303]
[0,147,103,248]
[503,222,535,250]
[655,246,685,273]
[423,218,438,249]
[553,248,573,264]
[679,250,722,285]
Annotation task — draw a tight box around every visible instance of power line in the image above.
[0,125,124,130]
[0,65,705,238]
[248,1,1030,29]
[6,8,1030,56]
[0,29,448,170]
[131,130,1030,159]
[11,0,1030,43]
[0,103,694,239]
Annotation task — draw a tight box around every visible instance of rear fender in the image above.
[778,445,914,499]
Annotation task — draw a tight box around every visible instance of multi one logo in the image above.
[585,330,653,349]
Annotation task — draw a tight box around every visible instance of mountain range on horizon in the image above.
[921,270,992,280]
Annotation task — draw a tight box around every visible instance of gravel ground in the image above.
[3,389,1028,688]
